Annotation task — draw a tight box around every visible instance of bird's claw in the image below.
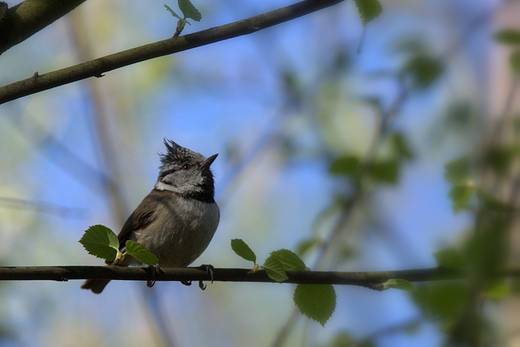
[147,264,163,288]
[198,264,214,291]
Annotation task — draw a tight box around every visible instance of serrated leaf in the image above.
[449,185,474,212]
[294,284,336,326]
[354,0,382,26]
[178,0,201,21]
[125,240,159,265]
[444,157,472,186]
[263,255,288,282]
[369,159,399,184]
[434,248,467,269]
[494,29,520,45]
[383,279,416,291]
[231,239,256,264]
[164,4,182,20]
[79,225,119,261]
[270,249,306,271]
[510,49,520,74]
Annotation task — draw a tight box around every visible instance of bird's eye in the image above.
[181,164,190,170]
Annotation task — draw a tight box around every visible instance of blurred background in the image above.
[1,0,519,346]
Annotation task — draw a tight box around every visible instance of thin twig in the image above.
[0,266,473,284]
[0,0,86,54]
[0,0,343,104]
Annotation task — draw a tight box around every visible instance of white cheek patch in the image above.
[155,180,203,195]
[155,181,182,193]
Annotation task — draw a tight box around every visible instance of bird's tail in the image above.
[80,279,111,294]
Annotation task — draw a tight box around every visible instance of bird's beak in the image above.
[201,153,218,172]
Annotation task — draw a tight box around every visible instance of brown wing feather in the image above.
[117,190,162,249]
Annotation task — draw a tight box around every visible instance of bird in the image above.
[81,139,220,294]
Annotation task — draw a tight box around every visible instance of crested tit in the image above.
[81,139,219,293]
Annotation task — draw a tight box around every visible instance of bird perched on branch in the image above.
[81,139,220,293]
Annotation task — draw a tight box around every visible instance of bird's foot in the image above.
[147,264,163,288]
[198,264,214,290]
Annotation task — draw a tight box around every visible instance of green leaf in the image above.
[403,55,443,89]
[493,29,520,45]
[178,0,201,21]
[231,238,256,264]
[510,49,520,74]
[263,255,288,282]
[433,248,467,269]
[444,157,475,212]
[391,132,414,160]
[329,155,361,177]
[269,249,307,271]
[383,279,416,291]
[354,0,382,26]
[444,157,473,186]
[449,185,474,212]
[294,284,336,326]
[164,4,182,20]
[125,240,159,265]
[79,225,119,261]
[369,159,399,184]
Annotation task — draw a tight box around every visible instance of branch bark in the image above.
[0,266,479,287]
[0,0,86,55]
[0,0,343,105]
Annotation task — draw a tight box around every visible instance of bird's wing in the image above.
[117,190,161,250]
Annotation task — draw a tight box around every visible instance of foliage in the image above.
[293,283,336,327]
[444,157,476,212]
[231,239,418,326]
[380,279,416,291]
[231,238,256,264]
[79,225,158,265]
[231,239,335,326]
[354,0,383,26]
[78,225,120,262]
[165,0,202,36]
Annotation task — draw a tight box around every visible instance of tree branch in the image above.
[0,0,343,105]
[0,0,86,55]
[0,266,487,287]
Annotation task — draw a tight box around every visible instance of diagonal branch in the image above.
[0,265,491,286]
[0,0,86,55]
[0,0,343,105]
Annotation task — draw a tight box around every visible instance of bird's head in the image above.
[155,139,218,202]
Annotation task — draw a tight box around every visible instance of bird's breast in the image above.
[135,198,220,268]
